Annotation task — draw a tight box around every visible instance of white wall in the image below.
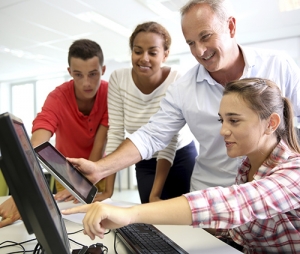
[243,37,300,65]
[0,82,10,114]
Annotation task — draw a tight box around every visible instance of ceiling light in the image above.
[0,45,46,60]
[137,0,180,20]
[77,11,131,37]
[11,49,24,58]
[279,0,300,12]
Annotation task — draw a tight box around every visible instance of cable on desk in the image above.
[0,240,25,254]
[0,238,37,254]
[113,231,120,254]
[67,228,87,248]
[102,245,108,254]
[67,228,84,235]
[68,238,87,248]
[67,228,110,236]
[67,227,110,246]
[32,242,45,253]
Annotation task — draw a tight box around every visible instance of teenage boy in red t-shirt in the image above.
[0,39,115,227]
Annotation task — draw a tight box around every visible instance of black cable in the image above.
[0,240,25,252]
[68,238,86,248]
[0,239,46,254]
[67,227,86,248]
[1,228,109,253]
[67,228,84,235]
[0,239,37,254]
[101,244,108,254]
[113,232,119,254]
[69,238,109,253]
[7,251,31,254]
[0,238,36,248]
[3,240,26,254]
[33,243,41,254]
[67,228,110,249]
[6,249,35,254]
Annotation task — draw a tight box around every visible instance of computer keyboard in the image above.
[115,223,188,254]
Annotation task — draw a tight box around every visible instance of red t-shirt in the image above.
[32,79,108,159]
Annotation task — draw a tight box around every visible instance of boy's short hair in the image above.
[68,39,104,66]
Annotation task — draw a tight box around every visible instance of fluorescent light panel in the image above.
[0,45,45,60]
[137,0,180,20]
[279,0,300,12]
[77,11,131,37]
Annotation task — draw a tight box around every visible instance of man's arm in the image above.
[67,138,142,184]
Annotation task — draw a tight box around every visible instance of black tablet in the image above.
[34,141,97,204]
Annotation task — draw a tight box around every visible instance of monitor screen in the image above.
[0,112,72,253]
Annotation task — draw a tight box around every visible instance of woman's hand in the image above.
[62,203,133,240]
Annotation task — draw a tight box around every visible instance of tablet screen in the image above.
[34,142,97,204]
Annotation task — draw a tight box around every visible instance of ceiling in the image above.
[1,0,300,83]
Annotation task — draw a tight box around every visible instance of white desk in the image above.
[0,196,241,254]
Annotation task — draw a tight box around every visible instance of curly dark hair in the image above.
[129,21,171,51]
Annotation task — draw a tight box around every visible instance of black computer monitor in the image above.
[0,112,72,253]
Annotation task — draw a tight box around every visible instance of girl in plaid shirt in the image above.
[63,78,300,253]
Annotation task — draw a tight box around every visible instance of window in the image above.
[11,83,34,134]
[10,76,68,136]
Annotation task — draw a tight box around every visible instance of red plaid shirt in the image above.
[184,141,300,253]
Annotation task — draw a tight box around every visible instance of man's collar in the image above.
[196,64,219,85]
